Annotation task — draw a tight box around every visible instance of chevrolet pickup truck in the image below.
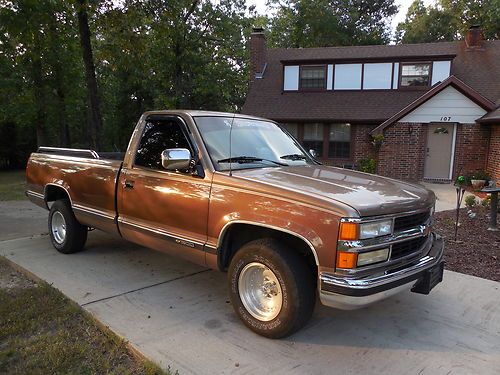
[26,110,444,338]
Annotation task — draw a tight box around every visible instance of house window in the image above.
[280,123,299,139]
[328,124,351,159]
[400,63,430,87]
[363,63,392,90]
[303,124,324,156]
[300,66,326,89]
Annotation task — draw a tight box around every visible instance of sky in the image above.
[246,0,436,34]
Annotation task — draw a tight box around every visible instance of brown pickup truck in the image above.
[26,110,444,338]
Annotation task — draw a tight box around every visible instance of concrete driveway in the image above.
[1,201,499,375]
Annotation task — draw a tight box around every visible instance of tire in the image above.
[228,238,316,338]
[48,200,87,254]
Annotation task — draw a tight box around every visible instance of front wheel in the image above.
[228,239,316,338]
[48,200,87,254]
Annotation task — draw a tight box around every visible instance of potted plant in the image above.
[470,170,490,190]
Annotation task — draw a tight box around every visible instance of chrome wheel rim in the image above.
[51,211,67,244]
[238,262,283,321]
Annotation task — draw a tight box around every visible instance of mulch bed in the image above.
[433,207,500,282]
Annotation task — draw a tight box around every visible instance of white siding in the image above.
[392,63,399,89]
[400,86,486,123]
[283,65,299,91]
[327,64,333,90]
[334,64,362,90]
[431,61,451,85]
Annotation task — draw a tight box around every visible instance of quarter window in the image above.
[135,119,191,170]
[400,63,430,87]
[328,124,351,159]
[300,66,326,89]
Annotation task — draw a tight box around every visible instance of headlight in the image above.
[359,220,392,239]
[357,248,390,266]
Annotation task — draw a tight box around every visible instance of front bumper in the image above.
[319,233,444,310]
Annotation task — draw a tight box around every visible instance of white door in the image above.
[424,123,456,179]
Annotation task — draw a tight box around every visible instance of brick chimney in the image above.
[250,27,267,81]
[465,25,484,49]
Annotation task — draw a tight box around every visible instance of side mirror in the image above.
[161,148,192,170]
[309,149,317,158]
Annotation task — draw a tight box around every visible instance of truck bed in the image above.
[26,147,124,236]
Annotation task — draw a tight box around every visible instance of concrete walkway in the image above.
[420,182,476,212]
[1,201,499,374]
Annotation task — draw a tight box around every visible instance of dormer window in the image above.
[299,66,326,90]
[400,63,431,87]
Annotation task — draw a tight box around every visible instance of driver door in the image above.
[117,116,210,265]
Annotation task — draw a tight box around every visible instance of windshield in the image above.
[194,116,315,171]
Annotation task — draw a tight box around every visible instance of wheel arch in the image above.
[217,221,319,276]
[44,183,73,206]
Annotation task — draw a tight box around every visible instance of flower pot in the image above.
[471,179,486,189]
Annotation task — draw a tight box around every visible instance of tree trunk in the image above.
[48,13,70,147]
[76,0,102,151]
[32,33,47,147]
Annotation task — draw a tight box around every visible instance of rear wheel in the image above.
[48,200,87,254]
[228,239,316,338]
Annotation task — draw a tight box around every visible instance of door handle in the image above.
[124,180,135,189]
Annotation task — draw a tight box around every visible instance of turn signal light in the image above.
[339,222,358,240]
[336,251,358,269]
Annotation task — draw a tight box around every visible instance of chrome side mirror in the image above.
[309,149,317,158]
[161,148,192,170]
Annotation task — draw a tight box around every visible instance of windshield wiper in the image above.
[217,156,288,167]
[280,153,307,161]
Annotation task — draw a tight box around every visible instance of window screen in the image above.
[328,124,351,159]
[300,66,326,89]
[400,63,430,87]
[135,119,191,170]
[303,124,324,156]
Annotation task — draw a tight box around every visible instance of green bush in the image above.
[358,158,377,174]
[465,195,477,208]
[481,196,491,208]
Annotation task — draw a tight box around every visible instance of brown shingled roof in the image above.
[242,40,500,122]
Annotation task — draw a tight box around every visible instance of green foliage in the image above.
[465,194,477,208]
[396,0,500,43]
[0,0,253,163]
[358,158,377,174]
[471,170,490,181]
[266,0,398,48]
[371,134,385,149]
[481,196,491,208]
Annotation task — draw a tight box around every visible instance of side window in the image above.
[135,119,191,170]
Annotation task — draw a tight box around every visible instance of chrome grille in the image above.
[394,210,430,232]
[390,236,427,260]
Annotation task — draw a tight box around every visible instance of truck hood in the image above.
[232,165,435,217]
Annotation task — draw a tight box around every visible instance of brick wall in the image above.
[486,125,500,182]
[353,124,377,164]
[452,123,490,178]
[377,123,426,181]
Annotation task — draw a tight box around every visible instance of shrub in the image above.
[470,170,490,182]
[481,196,491,208]
[358,158,377,174]
[465,195,477,208]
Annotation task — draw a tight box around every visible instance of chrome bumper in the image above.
[319,233,444,310]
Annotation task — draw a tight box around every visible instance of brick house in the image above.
[242,26,500,182]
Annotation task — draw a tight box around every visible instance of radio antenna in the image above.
[228,112,236,177]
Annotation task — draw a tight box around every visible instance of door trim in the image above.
[448,123,457,180]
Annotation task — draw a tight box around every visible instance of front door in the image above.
[117,116,210,266]
[424,123,456,179]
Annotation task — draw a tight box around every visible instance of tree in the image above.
[396,0,499,44]
[75,0,103,150]
[266,0,398,48]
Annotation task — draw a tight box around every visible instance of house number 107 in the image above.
[440,116,451,121]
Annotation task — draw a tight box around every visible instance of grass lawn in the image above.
[0,170,26,201]
[0,258,171,375]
